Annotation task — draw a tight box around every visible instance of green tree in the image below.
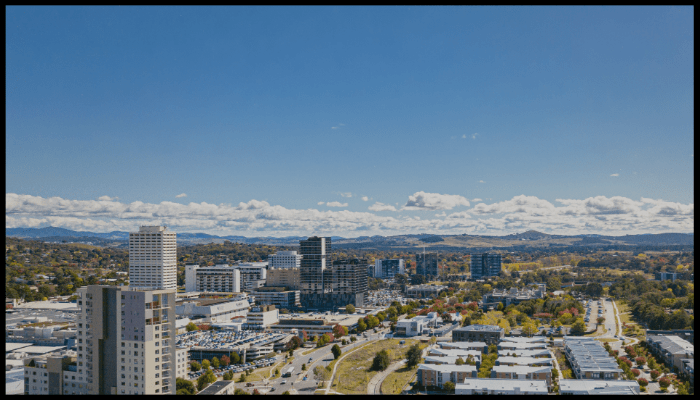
[571,319,587,335]
[406,344,422,368]
[197,369,216,391]
[372,350,391,371]
[176,377,196,395]
[301,364,306,371]
[455,357,465,365]
[331,344,342,360]
[230,352,241,365]
[220,355,230,367]
[223,371,233,381]
[496,302,504,311]
[443,381,456,392]
[357,319,367,332]
[190,361,201,372]
[201,359,210,370]
[186,322,199,332]
[346,304,356,314]
[238,373,247,383]
[211,357,220,369]
[313,365,331,385]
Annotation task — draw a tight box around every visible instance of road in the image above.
[368,359,405,394]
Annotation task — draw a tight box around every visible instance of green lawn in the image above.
[380,364,417,394]
[331,339,426,394]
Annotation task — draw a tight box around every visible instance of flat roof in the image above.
[559,379,639,395]
[13,301,79,311]
[16,345,67,355]
[456,378,548,393]
[6,343,33,353]
[455,324,503,333]
[197,380,235,395]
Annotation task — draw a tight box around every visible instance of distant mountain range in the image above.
[5,227,694,249]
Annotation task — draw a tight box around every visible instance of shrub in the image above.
[372,350,390,371]
[658,377,671,389]
[635,356,646,367]
[637,378,648,387]
[650,370,660,381]
[631,369,641,377]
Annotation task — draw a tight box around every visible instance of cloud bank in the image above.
[5,193,693,237]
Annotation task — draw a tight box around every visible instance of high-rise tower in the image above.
[128,226,177,290]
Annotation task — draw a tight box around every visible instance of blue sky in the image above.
[6,6,694,236]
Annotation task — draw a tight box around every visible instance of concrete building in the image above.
[76,285,177,395]
[456,378,548,395]
[646,334,694,372]
[564,337,622,380]
[395,312,439,337]
[269,314,362,336]
[330,259,368,309]
[452,324,504,345]
[268,251,302,269]
[417,364,477,388]
[497,349,551,358]
[185,265,200,293]
[498,341,548,351]
[300,236,332,306]
[558,379,640,395]
[374,259,405,279]
[428,347,482,361]
[415,252,439,277]
[266,268,300,290]
[235,263,268,292]
[128,226,177,290]
[491,365,552,385]
[175,298,250,324]
[438,341,488,353]
[197,380,236,395]
[23,350,83,395]
[176,347,189,379]
[681,359,694,386]
[245,305,280,330]
[501,336,546,343]
[495,356,552,367]
[470,253,502,280]
[646,329,694,344]
[192,265,241,293]
[405,284,448,299]
[249,289,300,310]
[481,284,546,310]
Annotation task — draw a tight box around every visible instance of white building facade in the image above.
[185,265,200,293]
[128,226,177,290]
[268,251,302,269]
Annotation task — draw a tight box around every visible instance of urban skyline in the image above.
[6,6,694,238]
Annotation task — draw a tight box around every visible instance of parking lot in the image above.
[186,355,279,381]
[177,330,288,350]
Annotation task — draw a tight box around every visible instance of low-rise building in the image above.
[437,341,488,353]
[266,268,300,290]
[455,378,548,395]
[245,305,279,330]
[405,284,448,299]
[498,341,548,351]
[197,380,236,395]
[416,364,477,388]
[452,324,504,345]
[655,272,679,282]
[564,337,622,380]
[249,289,300,310]
[175,298,250,323]
[497,349,551,358]
[23,350,85,395]
[491,365,552,385]
[395,313,439,337]
[495,356,552,367]
[681,359,694,386]
[269,314,361,336]
[176,347,189,379]
[646,334,694,372]
[501,336,546,344]
[558,379,640,395]
[481,284,546,310]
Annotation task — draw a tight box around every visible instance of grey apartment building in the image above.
[470,253,502,280]
[415,252,439,277]
[452,324,505,345]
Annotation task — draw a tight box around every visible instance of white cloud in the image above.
[339,192,353,198]
[369,202,398,212]
[479,180,484,183]
[325,202,348,208]
[610,174,619,177]
[403,191,470,210]
[361,196,369,202]
[5,193,693,237]
[472,133,478,139]
[98,196,116,201]
[176,193,188,198]
[462,134,467,139]
[472,198,483,202]
[317,201,325,205]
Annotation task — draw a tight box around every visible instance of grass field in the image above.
[584,325,607,337]
[617,301,638,326]
[380,364,418,394]
[331,339,425,394]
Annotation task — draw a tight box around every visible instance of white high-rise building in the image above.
[129,226,177,290]
[268,251,303,269]
[185,265,200,293]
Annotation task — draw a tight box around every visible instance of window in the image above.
[121,351,125,355]
[134,351,138,356]
[155,350,159,354]
[134,343,138,348]
[121,343,125,347]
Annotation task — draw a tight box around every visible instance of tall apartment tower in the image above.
[76,285,176,395]
[470,253,502,280]
[129,226,177,290]
[374,259,405,279]
[332,259,368,308]
[415,252,439,277]
[300,237,332,294]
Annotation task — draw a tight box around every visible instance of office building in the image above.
[176,347,189,379]
[470,253,502,280]
[452,324,504,345]
[23,350,83,395]
[481,284,546,310]
[245,305,279,330]
[396,312,440,337]
[405,284,448,298]
[192,265,241,293]
[415,252,439,277]
[374,259,405,279]
[266,267,300,290]
[175,297,250,323]
[128,226,177,290]
[250,288,300,310]
[268,251,302,269]
[330,259,368,308]
[76,285,177,395]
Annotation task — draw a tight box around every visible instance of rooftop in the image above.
[455,324,504,333]
[647,334,694,355]
[559,379,639,395]
[197,380,236,395]
[456,378,548,394]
